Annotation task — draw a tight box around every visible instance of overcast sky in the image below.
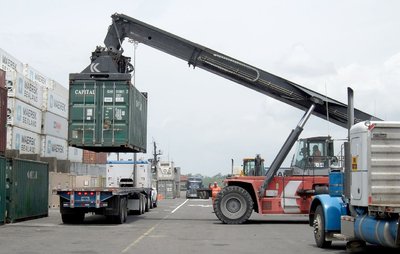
[2,1,400,176]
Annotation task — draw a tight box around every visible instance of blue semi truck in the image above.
[309,121,400,251]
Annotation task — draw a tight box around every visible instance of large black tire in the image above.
[145,196,150,212]
[139,195,144,215]
[313,205,332,248]
[214,186,253,224]
[113,198,127,224]
[61,212,85,224]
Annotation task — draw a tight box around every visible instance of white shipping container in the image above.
[42,88,68,118]
[157,161,175,180]
[42,111,68,139]
[6,71,43,109]
[7,98,42,133]
[106,161,151,188]
[23,64,50,88]
[68,147,83,163]
[49,79,69,96]
[136,163,152,188]
[7,126,41,154]
[41,135,68,160]
[0,48,23,73]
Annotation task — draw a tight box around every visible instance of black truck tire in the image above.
[313,205,332,248]
[214,186,253,224]
[113,198,127,224]
[145,195,150,212]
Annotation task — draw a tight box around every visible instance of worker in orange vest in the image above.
[211,182,221,203]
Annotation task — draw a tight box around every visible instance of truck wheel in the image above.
[114,198,126,224]
[313,205,332,248]
[214,186,253,224]
[123,198,128,222]
[145,196,150,212]
[139,195,144,215]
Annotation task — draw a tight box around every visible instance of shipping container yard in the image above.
[2,2,400,254]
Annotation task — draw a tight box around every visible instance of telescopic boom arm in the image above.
[104,13,380,128]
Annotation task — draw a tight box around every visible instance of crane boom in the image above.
[103,13,380,128]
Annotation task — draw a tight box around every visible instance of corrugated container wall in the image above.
[23,64,50,88]
[68,147,83,162]
[41,135,68,160]
[7,98,42,133]
[70,162,106,176]
[0,156,6,224]
[6,72,43,109]
[0,70,7,155]
[7,126,41,154]
[68,79,147,153]
[42,88,68,119]
[157,161,175,180]
[42,111,68,139]
[157,180,175,199]
[6,158,49,223]
[0,48,23,73]
[82,150,107,164]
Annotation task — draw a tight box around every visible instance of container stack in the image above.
[40,77,69,161]
[0,48,107,214]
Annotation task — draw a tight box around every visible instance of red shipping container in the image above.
[83,150,107,164]
[0,69,7,154]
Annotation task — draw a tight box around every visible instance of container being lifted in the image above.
[68,49,147,153]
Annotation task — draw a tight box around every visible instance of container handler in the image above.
[67,13,379,224]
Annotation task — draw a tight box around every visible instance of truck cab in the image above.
[186,177,203,198]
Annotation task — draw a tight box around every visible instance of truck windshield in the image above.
[187,182,201,189]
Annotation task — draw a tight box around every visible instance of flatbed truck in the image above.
[56,186,153,224]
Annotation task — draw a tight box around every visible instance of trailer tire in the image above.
[313,205,332,248]
[139,195,144,215]
[145,196,150,212]
[113,198,127,224]
[214,186,253,224]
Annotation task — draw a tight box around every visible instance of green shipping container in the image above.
[0,156,6,225]
[6,158,49,223]
[68,79,147,153]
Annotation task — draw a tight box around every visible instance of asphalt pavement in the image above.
[0,197,398,254]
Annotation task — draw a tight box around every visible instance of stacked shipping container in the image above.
[1,48,85,163]
[0,70,7,155]
[82,150,107,164]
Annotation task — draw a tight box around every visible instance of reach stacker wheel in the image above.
[214,186,253,224]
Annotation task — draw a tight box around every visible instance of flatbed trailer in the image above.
[55,186,154,224]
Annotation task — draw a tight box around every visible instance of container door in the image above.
[99,81,130,146]
[69,82,97,145]
[6,158,49,222]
